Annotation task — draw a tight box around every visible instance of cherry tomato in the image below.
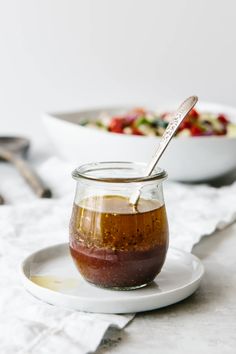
[218,114,229,125]
[188,108,199,119]
[132,127,144,135]
[190,126,203,136]
[109,117,124,133]
[179,119,191,130]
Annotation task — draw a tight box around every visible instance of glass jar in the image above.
[69,162,169,290]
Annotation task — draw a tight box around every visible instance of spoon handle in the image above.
[0,194,4,205]
[129,96,198,206]
[145,96,198,176]
[0,147,52,198]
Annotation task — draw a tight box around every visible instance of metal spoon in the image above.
[129,96,198,206]
[0,195,4,205]
[0,136,52,200]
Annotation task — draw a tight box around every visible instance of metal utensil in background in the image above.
[0,194,4,204]
[0,136,52,199]
[129,96,198,206]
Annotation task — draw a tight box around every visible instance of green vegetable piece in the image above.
[95,121,105,128]
[135,116,151,127]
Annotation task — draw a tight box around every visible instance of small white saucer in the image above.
[20,243,204,314]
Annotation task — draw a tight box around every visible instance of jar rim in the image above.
[72,161,167,183]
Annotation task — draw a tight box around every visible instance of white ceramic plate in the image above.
[43,102,236,182]
[20,243,204,314]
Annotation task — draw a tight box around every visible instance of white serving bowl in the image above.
[42,102,236,182]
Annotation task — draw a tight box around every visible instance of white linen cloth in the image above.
[0,157,236,354]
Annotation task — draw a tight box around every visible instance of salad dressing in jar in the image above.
[69,162,169,290]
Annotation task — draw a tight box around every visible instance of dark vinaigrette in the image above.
[70,195,169,289]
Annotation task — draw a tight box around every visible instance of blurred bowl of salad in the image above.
[43,102,236,182]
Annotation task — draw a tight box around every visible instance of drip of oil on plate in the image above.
[30,275,78,291]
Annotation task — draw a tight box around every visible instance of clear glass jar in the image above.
[69,162,169,290]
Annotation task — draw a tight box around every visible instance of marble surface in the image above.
[97,223,236,354]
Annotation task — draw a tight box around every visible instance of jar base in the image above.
[86,280,152,291]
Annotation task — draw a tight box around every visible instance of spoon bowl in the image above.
[0,136,30,160]
[0,136,52,199]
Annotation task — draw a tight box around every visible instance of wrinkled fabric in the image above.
[0,158,235,354]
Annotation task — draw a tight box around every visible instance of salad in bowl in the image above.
[43,102,236,182]
[80,107,236,138]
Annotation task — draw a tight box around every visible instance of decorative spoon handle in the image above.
[145,96,198,176]
[129,96,198,206]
